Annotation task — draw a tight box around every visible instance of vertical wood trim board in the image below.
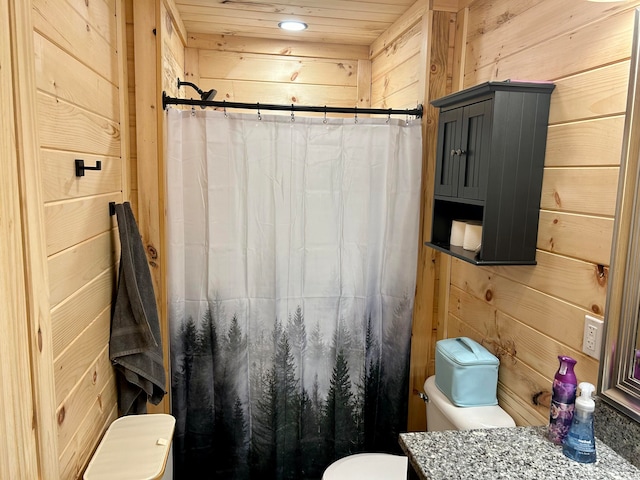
[118,0,131,202]
[156,0,180,413]
[357,59,372,108]
[133,0,172,414]
[9,0,60,477]
[0,0,42,477]
[406,7,434,433]
[405,7,459,432]
[452,7,469,93]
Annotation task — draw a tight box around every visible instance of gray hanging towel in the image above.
[110,202,166,415]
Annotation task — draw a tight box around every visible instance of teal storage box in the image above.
[435,337,499,407]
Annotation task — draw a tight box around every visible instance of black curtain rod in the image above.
[162,92,423,118]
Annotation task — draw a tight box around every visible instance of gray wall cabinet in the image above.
[427,81,556,265]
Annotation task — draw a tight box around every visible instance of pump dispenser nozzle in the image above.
[575,382,595,413]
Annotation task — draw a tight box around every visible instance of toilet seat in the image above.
[321,452,408,480]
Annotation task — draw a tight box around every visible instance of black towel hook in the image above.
[109,202,116,216]
[75,159,101,177]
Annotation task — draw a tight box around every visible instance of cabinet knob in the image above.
[454,149,466,156]
[450,149,457,156]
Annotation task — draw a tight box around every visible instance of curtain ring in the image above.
[387,109,391,124]
[223,100,227,118]
[405,112,410,126]
[257,102,262,121]
[323,106,327,124]
[354,106,358,124]
[191,105,195,116]
[291,104,295,122]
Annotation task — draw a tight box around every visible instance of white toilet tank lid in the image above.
[322,453,408,480]
[83,413,176,480]
[424,376,515,430]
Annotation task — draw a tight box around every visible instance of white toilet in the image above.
[321,375,515,479]
[83,413,176,480]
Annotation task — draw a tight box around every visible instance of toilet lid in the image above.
[84,414,175,480]
[322,453,408,480]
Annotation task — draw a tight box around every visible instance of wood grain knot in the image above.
[591,304,601,315]
[487,339,517,365]
[38,327,43,352]
[147,245,158,259]
[497,11,515,25]
[533,391,551,408]
[485,289,493,301]
[57,406,65,425]
[290,72,299,81]
[595,264,607,287]
[93,370,98,384]
[553,191,562,207]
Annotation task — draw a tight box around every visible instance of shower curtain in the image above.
[165,108,422,479]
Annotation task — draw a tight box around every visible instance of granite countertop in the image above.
[399,425,640,480]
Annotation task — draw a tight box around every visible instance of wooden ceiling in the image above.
[174,0,419,46]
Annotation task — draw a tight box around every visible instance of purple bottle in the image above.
[548,355,577,445]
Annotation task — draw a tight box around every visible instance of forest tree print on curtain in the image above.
[165,109,422,479]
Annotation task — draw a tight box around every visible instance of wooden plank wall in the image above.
[371,0,434,110]
[184,34,371,115]
[31,0,129,476]
[445,0,640,426]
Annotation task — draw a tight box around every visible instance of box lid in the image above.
[437,337,498,366]
[84,414,175,480]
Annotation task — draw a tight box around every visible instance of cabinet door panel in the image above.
[459,100,492,200]
[434,108,463,197]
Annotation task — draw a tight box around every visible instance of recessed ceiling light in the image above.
[278,21,308,31]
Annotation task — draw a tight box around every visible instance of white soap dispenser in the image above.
[562,382,596,463]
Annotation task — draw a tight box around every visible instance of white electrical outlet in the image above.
[582,314,604,360]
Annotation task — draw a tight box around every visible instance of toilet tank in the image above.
[424,376,515,431]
